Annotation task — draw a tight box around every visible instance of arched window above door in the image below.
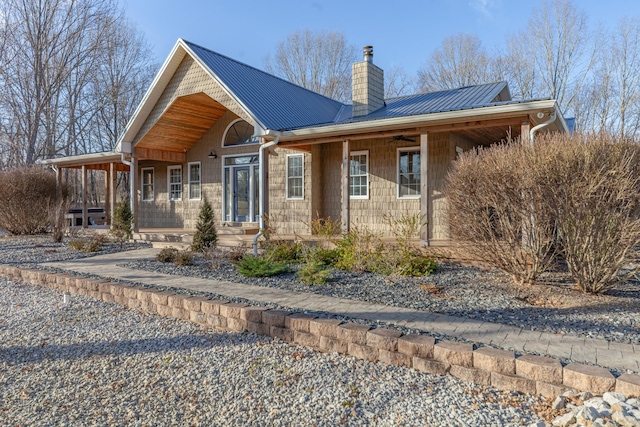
[223,119,259,147]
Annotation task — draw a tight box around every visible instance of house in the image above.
[40,39,569,246]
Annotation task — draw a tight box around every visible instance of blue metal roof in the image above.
[185,41,515,131]
[184,41,344,131]
[328,82,510,127]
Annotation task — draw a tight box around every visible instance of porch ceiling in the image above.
[135,92,227,153]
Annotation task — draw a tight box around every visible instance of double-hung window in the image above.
[398,148,421,198]
[286,154,304,199]
[168,165,182,201]
[141,168,154,201]
[188,162,201,200]
[349,151,369,199]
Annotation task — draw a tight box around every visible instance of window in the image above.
[168,165,182,201]
[349,151,369,199]
[398,148,421,198]
[188,162,201,200]
[286,154,304,199]
[141,168,154,201]
[223,119,259,147]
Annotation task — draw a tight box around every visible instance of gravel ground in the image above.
[0,234,149,267]
[0,278,546,426]
[120,256,640,345]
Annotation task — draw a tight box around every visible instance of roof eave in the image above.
[38,152,125,168]
[277,100,560,141]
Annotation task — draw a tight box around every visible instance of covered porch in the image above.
[39,152,130,229]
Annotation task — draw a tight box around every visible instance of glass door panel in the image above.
[234,167,250,222]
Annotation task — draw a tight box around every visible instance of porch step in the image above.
[133,228,260,250]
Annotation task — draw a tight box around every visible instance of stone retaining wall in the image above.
[3,265,639,399]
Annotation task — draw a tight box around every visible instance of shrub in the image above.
[297,260,331,285]
[445,132,640,292]
[309,215,341,249]
[191,197,217,253]
[313,248,341,266]
[68,234,107,253]
[383,212,437,277]
[263,240,303,263]
[110,199,133,248]
[544,133,640,293]
[174,250,194,267]
[394,253,437,277]
[69,239,86,251]
[334,224,384,272]
[445,138,558,285]
[156,247,178,263]
[234,255,289,277]
[0,166,69,235]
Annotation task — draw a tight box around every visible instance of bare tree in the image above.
[384,65,416,98]
[416,33,500,92]
[264,29,357,102]
[0,0,155,170]
[525,0,594,114]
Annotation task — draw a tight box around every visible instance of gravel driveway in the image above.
[0,278,544,426]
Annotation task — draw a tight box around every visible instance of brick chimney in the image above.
[352,46,384,117]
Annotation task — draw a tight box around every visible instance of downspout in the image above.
[529,111,557,143]
[120,151,135,230]
[253,130,281,256]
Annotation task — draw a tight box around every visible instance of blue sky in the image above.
[124,0,640,78]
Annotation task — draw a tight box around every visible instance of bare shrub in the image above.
[0,167,69,235]
[544,132,640,293]
[446,132,640,292]
[445,138,558,285]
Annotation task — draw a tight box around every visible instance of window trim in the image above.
[285,153,304,200]
[349,150,369,200]
[222,118,259,148]
[167,165,183,201]
[397,147,421,199]
[141,167,154,202]
[188,161,201,200]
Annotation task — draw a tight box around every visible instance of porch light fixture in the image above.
[208,150,217,159]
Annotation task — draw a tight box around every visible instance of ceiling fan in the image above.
[390,135,416,143]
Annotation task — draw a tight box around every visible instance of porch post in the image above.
[105,167,110,226]
[521,120,531,144]
[109,162,116,226]
[81,165,88,228]
[131,156,139,233]
[420,132,430,245]
[341,139,350,233]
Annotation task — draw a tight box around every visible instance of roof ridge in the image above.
[385,81,509,102]
[182,39,346,108]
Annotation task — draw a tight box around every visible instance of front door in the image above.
[233,167,250,222]
[223,154,259,223]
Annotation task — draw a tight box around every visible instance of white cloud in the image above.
[470,0,497,19]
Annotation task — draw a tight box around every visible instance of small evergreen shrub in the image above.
[174,250,194,267]
[234,255,289,277]
[297,261,331,285]
[191,197,218,253]
[110,199,133,248]
[156,247,178,263]
[263,240,303,263]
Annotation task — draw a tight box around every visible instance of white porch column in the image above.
[341,139,350,233]
[420,132,430,244]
